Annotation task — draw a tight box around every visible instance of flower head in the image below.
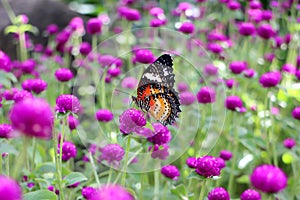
[13,90,32,103]
[250,164,287,193]
[21,59,35,74]
[119,108,146,134]
[46,24,59,35]
[161,165,180,180]
[147,123,171,145]
[180,91,195,105]
[0,51,12,72]
[57,141,77,161]
[79,42,92,56]
[225,96,243,111]
[0,124,14,138]
[244,68,256,78]
[283,138,296,149]
[56,94,81,114]
[119,7,141,21]
[90,184,134,200]
[240,189,261,200]
[0,175,22,200]
[9,98,53,139]
[197,86,216,104]
[55,68,74,82]
[22,79,48,94]
[121,77,138,89]
[238,22,256,36]
[82,186,96,199]
[135,49,155,64]
[179,21,195,34]
[95,109,114,122]
[229,61,247,74]
[219,150,232,161]
[67,115,79,130]
[208,187,230,200]
[186,157,198,168]
[149,144,169,160]
[227,0,241,10]
[204,64,218,76]
[196,156,222,177]
[99,144,125,165]
[257,24,275,39]
[259,71,281,88]
[87,18,102,35]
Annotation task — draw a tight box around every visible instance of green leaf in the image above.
[5,72,17,83]
[4,25,18,34]
[171,184,188,200]
[23,190,58,200]
[0,142,18,155]
[64,172,87,186]
[36,162,56,174]
[236,175,249,184]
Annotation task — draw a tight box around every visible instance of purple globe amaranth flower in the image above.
[259,71,281,88]
[150,18,165,27]
[225,96,243,111]
[244,68,256,78]
[204,64,218,76]
[149,144,169,160]
[0,50,12,72]
[177,82,189,92]
[207,43,223,54]
[262,10,273,21]
[0,124,15,138]
[95,109,114,122]
[197,86,216,104]
[87,18,102,35]
[79,42,92,56]
[27,182,35,188]
[257,24,275,39]
[46,24,59,35]
[68,115,79,130]
[3,88,18,101]
[67,182,80,188]
[121,77,138,89]
[180,91,196,105]
[100,144,125,165]
[119,7,141,21]
[22,79,48,94]
[82,186,96,199]
[179,21,195,34]
[283,138,296,149]
[292,107,300,120]
[240,189,261,200]
[108,67,121,77]
[249,0,262,9]
[219,150,232,161]
[281,63,296,75]
[294,70,300,80]
[13,90,32,103]
[176,2,192,12]
[227,0,241,10]
[9,98,53,139]
[91,184,134,200]
[56,94,81,114]
[57,141,77,161]
[0,175,22,200]
[55,68,74,82]
[225,79,237,89]
[229,61,247,74]
[98,54,123,68]
[250,164,287,193]
[55,30,71,45]
[149,7,164,17]
[21,59,35,74]
[238,22,255,36]
[196,156,222,178]
[119,108,146,134]
[208,187,230,200]
[147,123,171,145]
[135,49,155,64]
[186,157,198,168]
[161,165,180,180]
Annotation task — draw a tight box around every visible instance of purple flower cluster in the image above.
[161,165,180,180]
[22,79,48,94]
[56,94,81,114]
[197,86,216,104]
[90,184,134,200]
[99,143,125,165]
[119,108,146,134]
[54,68,73,82]
[208,187,230,200]
[0,124,14,138]
[95,109,114,122]
[0,175,22,200]
[57,141,77,161]
[240,189,261,200]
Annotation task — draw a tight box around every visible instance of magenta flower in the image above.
[79,42,92,56]
[292,107,300,120]
[177,82,189,92]
[147,123,171,145]
[56,94,81,114]
[281,63,296,75]
[240,189,261,200]
[244,68,256,78]
[13,90,32,103]
[21,59,35,74]
[82,186,96,199]
[121,77,138,89]
[0,175,22,200]
[99,144,124,165]
[225,79,237,89]
[150,18,165,27]
[250,164,287,193]
[87,18,102,35]
[225,96,243,111]
[91,184,134,200]
[21,79,47,94]
[95,109,114,122]
[283,138,296,149]
[227,0,241,10]
[149,144,169,160]
[186,157,198,168]
[0,124,14,138]
[250,0,262,9]
[135,49,155,64]
[219,150,232,161]
[179,21,195,34]
[9,98,53,139]
[180,91,196,105]
[207,43,223,54]
[55,68,74,82]
[46,24,59,35]
[119,7,141,21]
[98,55,123,68]
[197,86,216,104]
[161,165,180,180]
[295,70,300,80]
[229,61,247,74]
[204,64,218,76]
[107,67,121,77]
[3,88,18,101]
[67,115,79,130]
[149,7,164,17]
[196,156,222,178]
[257,24,275,39]
[259,71,281,88]
[119,108,146,134]
[208,187,230,200]
[0,51,12,72]
[57,141,77,161]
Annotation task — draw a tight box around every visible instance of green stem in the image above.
[19,32,28,61]
[269,91,278,166]
[89,152,101,187]
[12,136,29,179]
[32,138,37,170]
[5,154,9,176]
[92,35,98,53]
[57,118,66,200]
[153,167,160,200]
[107,167,113,184]
[265,92,272,164]
[198,179,207,200]
[1,0,16,23]
[121,135,131,186]
[291,160,298,199]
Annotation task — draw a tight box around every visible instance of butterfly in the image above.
[132,54,181,126]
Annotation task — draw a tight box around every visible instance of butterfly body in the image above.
[132,54,181,125]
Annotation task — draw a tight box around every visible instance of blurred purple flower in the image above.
[197,86,216,104]
[176,2,192,12]
[196,156,222,177]
[67,115,79,130]
[107,67,121,77]
[161,165,180,180]
[55,68,73,82]
[225,79,237,89]
[296,70,300,80]
[244,68,256,78]
[119,108,146,134]
[150,18,165,27]
[135,49,155,64]
[0,175,22,200]
[219,150,232,161]
[292,106,300,120]
[9,98,53,139]
[0,51,12,72]
[0,124,15,138]
[95,109,114,122]
[180,91,196,105]
[262,10,273,21]
[98,55,123,68]
[90,184,134,200]
[119,7,141,21]
[283,138,296,149]
[249,0,262,9]
[46,24,59,35]
[257,24,275,39]
[225,96,243,111]
[204,64,218,76]
[250,164,287,193]
[149,7,164,17]
[240,189,261,200]
[100,144,124,165]
[21,58,35,74]
[57,141,77,161]
[208,187,230,200]
[177,82,189,92]
[179,21,195,34]
[13,90,32,103]
[149,144,169,160]
[56,94,81,114]
[229,61,247,74]
[87,18,102,35]
[121,77,138,89]
[207,43,223,54]
[227,1,241,10]
[147,123,171,145]
[186,157,198,168]
[82,186,96,199]
[259,71,281,88]
[238,22,256,36]
[79,42,92,56]
[3,88,18,101]
[281,63,296,75]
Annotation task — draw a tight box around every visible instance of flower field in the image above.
[0,0,299,199]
